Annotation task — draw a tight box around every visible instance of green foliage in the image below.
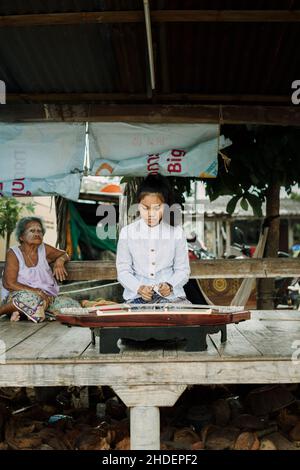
[0,197,35,248]
[291,192,300,202]
[206,126,300,216]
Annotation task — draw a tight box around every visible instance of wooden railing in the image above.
[2,258,298,281]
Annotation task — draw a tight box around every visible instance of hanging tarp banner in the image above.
[0,173,81,201]
[89,123,230,177]
[0,122,85,180]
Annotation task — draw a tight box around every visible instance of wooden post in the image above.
[113,384,186,450]
[226,220,231,256]
[130,406,160,450]
[216,219,222,257]
[288,219,293,252]
[257,181,281,309]
[212,221,217,257]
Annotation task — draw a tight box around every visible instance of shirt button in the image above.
[151,249,155,252]
[152,262,155,265]
[150,273,154,276]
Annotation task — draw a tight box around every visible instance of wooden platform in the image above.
[1,309,300,449]
[1,310,300,386]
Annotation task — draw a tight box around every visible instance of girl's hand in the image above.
[53,258,68,282]
[158,282,172,297]
[137,285,153,301]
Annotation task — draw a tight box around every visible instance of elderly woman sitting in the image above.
[0,216,80,322]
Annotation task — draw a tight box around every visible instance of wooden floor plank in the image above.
[6,322,71,360]
[260,320,300,333]
[236,319,300,358]
[1,311,300,366]
[0,321,47,353]
[37,325,91,359]
[252,310,300,321]
[210,324,263,358]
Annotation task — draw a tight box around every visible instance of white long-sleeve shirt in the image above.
[116,218,190,301]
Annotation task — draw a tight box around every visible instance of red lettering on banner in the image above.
[167,163,181,173]
[171,149,186,158]
[167,149,186,174]
[0,178,31,197]
[147,154,159,175]
[12,178,32,197]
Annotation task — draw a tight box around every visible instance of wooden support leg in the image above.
[113,385,186,450]
[184,327,208,351]
[220,325,227,343]
[131,406,160,450]
[99,328,120,354]
[90,328,96,346]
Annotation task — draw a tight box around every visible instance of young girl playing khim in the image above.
[116,174,191,304]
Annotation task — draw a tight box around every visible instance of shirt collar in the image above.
[139,217,164,234]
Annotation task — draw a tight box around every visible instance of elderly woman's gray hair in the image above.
[15,217,46,242]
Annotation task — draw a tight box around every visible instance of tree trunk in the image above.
[5,231,11,253]
[257,181,281,309]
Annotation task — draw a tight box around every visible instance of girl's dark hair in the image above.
[137,174,174,205]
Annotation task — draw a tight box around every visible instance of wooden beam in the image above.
[6,93,291,104]
[1,10,300,27]
[189,258,300,279]
[62,258,300,280]
[2,360,300,387]
[1,104,299,126]
[0,11,144,27]
[152,10,300,23]
[1,259,295,281]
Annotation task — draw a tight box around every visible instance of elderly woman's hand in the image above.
[53,258,68,282]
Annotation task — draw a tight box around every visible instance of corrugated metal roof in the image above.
[0,1,299,101]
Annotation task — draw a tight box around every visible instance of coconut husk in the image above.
[259,438,277,450]
[205,426,240,450]
[0,388,24,401]
[173,427,200,447]
[233,432,260,450]
[110,419,130,444]
[212,399,231,427]
[115,437,130,450]
[232,414,266,431]
[277,408,300,433]
[75,430,110,450]
[245,385,295,416]
[289,422,300,442]
[191,440,205,450]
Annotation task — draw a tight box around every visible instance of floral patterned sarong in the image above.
[2,290,81,323]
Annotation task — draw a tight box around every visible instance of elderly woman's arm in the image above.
[45,244,70,282]
[3,250,48,301]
